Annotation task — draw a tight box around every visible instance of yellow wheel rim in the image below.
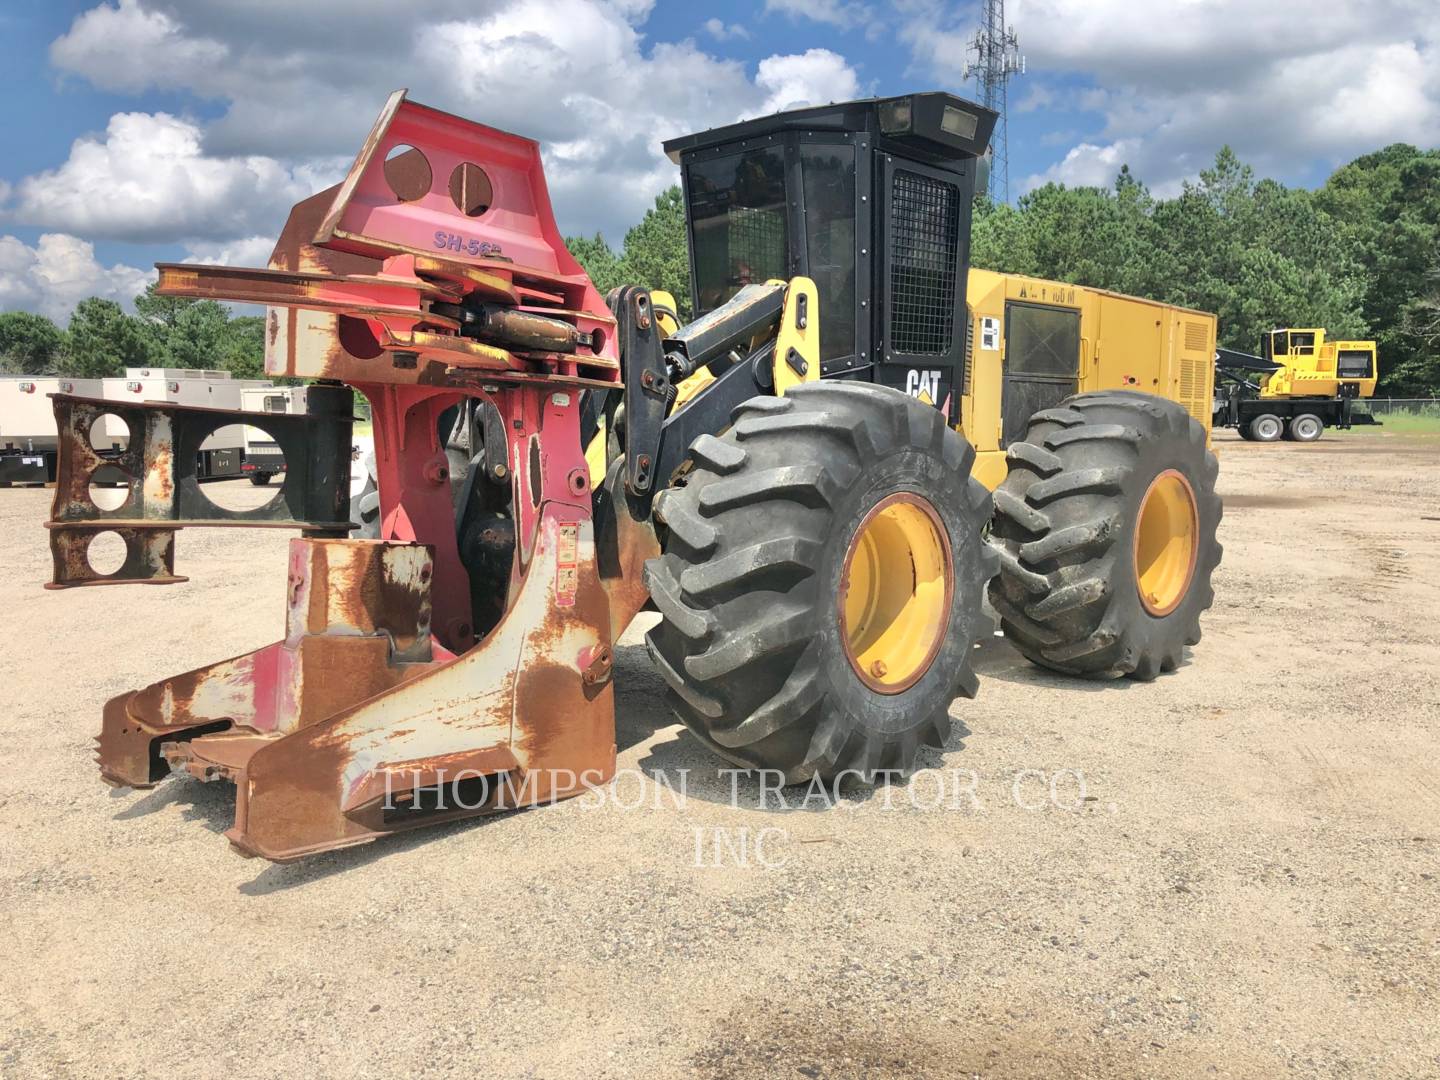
[840,493,952,694]
[1134,469,1199,617]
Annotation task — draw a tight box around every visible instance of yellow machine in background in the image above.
[1259,328,1377,399]
[1214,328,1378,441]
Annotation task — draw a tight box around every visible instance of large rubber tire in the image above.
[644,383,996,783]
[1237,422,1255,441]
[988,390,1222,681]
[248,472,273,486]
[1288,413,1323,442]
[1249,413,1284,442]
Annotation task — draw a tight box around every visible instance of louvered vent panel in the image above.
[1180,356,1210,425]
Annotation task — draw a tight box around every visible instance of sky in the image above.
[1,0,1437,324]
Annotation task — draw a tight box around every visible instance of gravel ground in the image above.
[2,429,1438,1079]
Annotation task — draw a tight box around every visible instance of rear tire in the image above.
[1249,413,1284,442]
[1237,423,1255,441]
[989,391,1222,681]
[249,472,273,486]
[645,383,996,783]
[1288,413,1323,442]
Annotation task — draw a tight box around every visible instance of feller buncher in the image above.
[1213,327,1379,442]
[44,91,1222,861]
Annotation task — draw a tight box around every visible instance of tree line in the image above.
[0,287,265,381]
[4,144,1436,395]
[970,144,1440,396]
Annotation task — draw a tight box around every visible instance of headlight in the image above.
[941,104,979,140]
[879,98,913,134]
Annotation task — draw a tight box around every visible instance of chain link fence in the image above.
[1352,397,1440,418]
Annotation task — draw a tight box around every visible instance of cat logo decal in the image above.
[904,368,942,406]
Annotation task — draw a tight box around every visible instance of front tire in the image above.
[645,383,996,782]
[989,391,1222,680]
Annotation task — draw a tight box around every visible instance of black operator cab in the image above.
[663,93,997,422]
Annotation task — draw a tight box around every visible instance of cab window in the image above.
[686,149,788,315]
[800,144,857,362]
[1337,349,1373,379]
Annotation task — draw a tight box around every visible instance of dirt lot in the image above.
[2,429,1438,1079]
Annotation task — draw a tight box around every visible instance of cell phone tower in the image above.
[963,0,1025,202]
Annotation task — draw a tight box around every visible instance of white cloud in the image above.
[37,0,862,247]
[49,0,227,94]
[754,49,862,115]
[8,0,865,318]
[1020,138,1141,191]
[1016,34,1440,194]
[0,234,154,323]
[416,0,818,235]
[1012,0,1439,88]
[181,236,277,267]
[0,222,288,329]
[8,112,345,244]
[765,0,872,31]
[896,1,974,90]
[1016,83,1056,115]
[903,0,1440,196]
[1313,40,1439,149]
[704,17,749,41]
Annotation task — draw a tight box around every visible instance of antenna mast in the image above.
[963,0,1025,202]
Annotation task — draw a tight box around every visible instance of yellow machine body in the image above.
[1258,328,1378,400]
[958,270,1216,489]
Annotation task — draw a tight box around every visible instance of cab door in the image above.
[876,156,972,423]
[1001,301,1080,446]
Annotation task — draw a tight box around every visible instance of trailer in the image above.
[99,368,276,478]
[238,385,306,485]
[0,368,280,485]
[0,377,104,484]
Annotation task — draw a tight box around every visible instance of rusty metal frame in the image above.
[46,386,354,588]
[54,90,671,862]
[96,462,626,862]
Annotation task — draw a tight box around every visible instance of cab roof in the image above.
[662,92,997,166]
